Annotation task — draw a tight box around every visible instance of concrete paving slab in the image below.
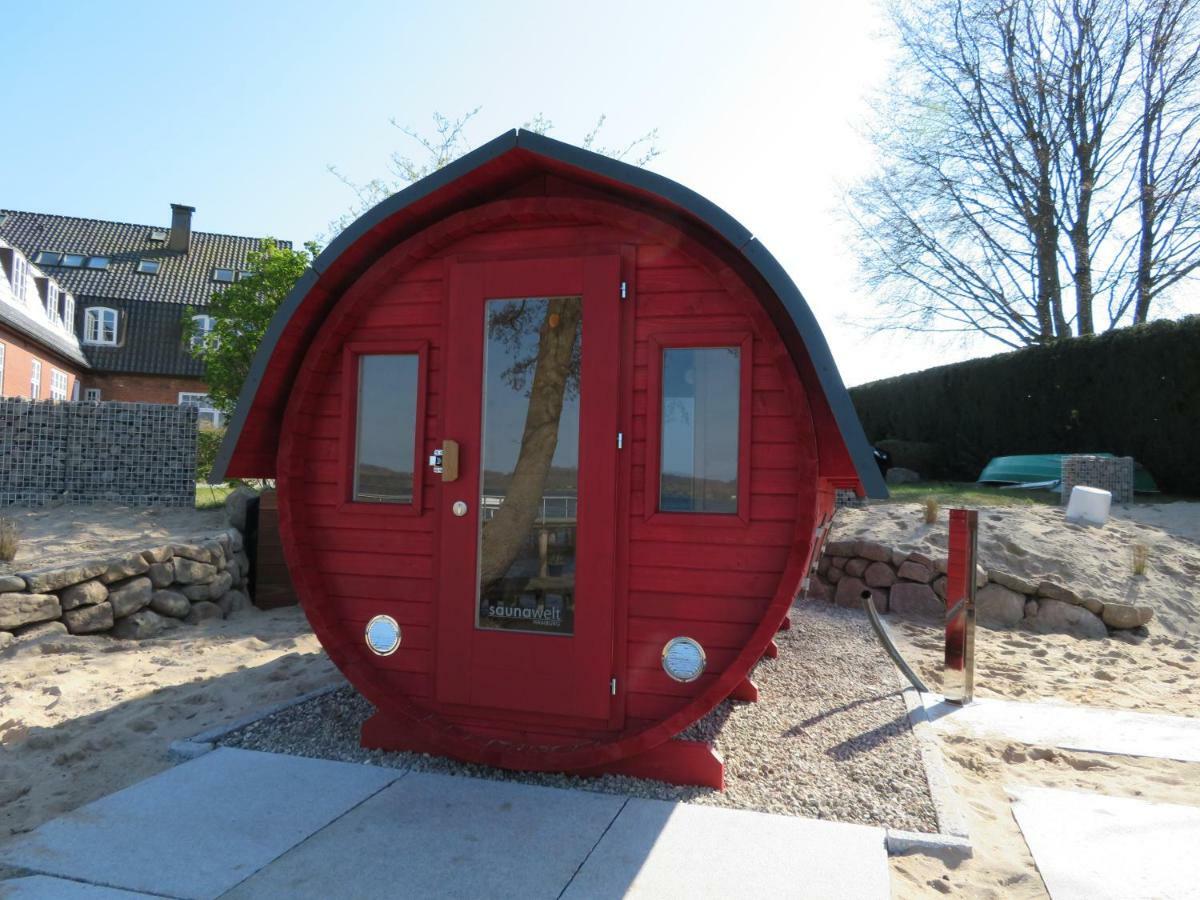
[223,771,626,899]
[562,797,890,900]
[1010,785,1200,900]
[0,748,400,900]
[924,695,1200,763]
[0,875,160,898]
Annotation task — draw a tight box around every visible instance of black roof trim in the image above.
[213,130,886,498]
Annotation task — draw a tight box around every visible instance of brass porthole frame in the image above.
[365,614,402,656]
[661,636,707,683]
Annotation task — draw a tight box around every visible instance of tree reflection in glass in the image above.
[477,297,582,635]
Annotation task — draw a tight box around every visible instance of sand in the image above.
[0,607,339,839]
[0,505,228,573]
[831,500,1200,898]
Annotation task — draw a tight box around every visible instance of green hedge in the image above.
[850,316,1200,495]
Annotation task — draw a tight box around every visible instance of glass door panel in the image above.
[476,296,582,636]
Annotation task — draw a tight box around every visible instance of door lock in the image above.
[452,500,468,517]
[428,440,459,482]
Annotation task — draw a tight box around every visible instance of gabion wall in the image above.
[0,399,197,507]
[1061,454,1135,505]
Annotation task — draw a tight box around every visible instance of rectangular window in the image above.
[178,392,224,428]
[13,255,27,302]
[212,268,235,283]
[659,346,742,514]
[84,387,101,401]
[33,251,61,266]
[61,253,86,267]
[30,359,41,399]
[354,354,419,503]
[136,259,160,274]
[50,369,68,401]
[86,256,109,269]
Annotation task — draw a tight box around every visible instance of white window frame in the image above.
[212,267,235,283]
[63,294,75,332]
[45,283,58,321]
[83,387,101,402]
[190,314,215,350]
[83,306,119,345]
[178,391,223,428]
[50,368,68,401]
[9,253,28,303]
[136,258,160,274]
[30,359,41,399]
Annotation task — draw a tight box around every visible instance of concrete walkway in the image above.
[922,695,1200,763]
[0,748,891,899]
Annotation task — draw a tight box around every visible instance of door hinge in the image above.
[620,280,627,299]
[617,432,624,449]
[610,677,618,695]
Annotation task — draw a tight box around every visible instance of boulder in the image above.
[147,561,175,589]
[825,540,857,558]
[976,583,1025,628]
[889,582,942,620]
[934,560,988,587]
[173,543,214,565]
[0,631,12,654]
[1038,581,1081,605]
[897,560,933,583]
[829,556,848,571]
[18,561,108,593]
[14,621,68,642]
[885,466,921,484]
[108,577,153,618]
[805,578,829,601]
[149,590,190,618]
[907,551,934,568]
[227,527,244,552]
[63,601,115,634]
[990,570,1038,596]
[827,566,845,584]
[225,486,258,532]
[0,593,61,631]
[217,590,251,617]
[58,579,108,611]
[185,601,222,625]
[1024,599,1039,619]
[845,558,869,577]
[111,609,168,640]
[835,577,886,612]
[864,561,896,588]
[932,576,948,599]
[182,583,213,601]
[141,545,173,564]
[890,549,908,568]
[817,556,831,577]
[174,557,218,585]
[234,551,250,575]
[208,571,234,599]
[101,552,149,584]
[855,541,892,563]
[0,575,26,592]
[1029,598,1107,639]
[1101,603,1154,630]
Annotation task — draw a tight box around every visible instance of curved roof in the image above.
[212,129,886,498]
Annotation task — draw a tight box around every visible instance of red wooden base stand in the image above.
[361,712,725,790]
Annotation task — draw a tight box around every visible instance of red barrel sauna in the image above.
[214,131,886,788]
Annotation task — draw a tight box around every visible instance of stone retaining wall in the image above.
[0,528,251,654]
[810,539,1153,638]
[0,398,197,507]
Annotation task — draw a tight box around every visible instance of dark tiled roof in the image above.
[0,300,91,368]
[0,210,290,306]
[72,296,206,376]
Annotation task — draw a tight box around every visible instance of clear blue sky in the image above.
[2,0,996,385]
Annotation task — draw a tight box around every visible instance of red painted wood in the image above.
[270,193,821,777]
[728,678,759,703]
[778,615,792,631]
[762,639,779,660]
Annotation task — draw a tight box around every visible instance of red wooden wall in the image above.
[276,183,821,762]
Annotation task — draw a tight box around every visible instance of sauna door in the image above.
[434,254,621,722]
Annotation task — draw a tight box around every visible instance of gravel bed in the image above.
[219,600,938,832]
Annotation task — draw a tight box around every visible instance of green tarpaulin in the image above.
[978,454,1159,493]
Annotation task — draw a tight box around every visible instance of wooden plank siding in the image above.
[276,192,818,755]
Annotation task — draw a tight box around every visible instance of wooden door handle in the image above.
[440,439,459,483]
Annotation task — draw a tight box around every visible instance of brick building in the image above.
[0,205,289,425]
[0,238,88,400]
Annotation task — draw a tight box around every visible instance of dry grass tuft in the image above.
[1131,541,1150,576]
[921,496,940,525]
[0,517,19,562]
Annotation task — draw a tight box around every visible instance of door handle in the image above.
[429,440,460,482]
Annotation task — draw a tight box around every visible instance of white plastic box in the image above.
[1065,485,1112,526]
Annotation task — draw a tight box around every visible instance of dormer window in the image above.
[9,253,28,303]
[86,256,110,269]
[61,253,86,268]
[45,283,59,320]
[190,314,215,350]
[136,259,160,274]
[33,251,61,266]
[83,307,119,345]
[212,268,235,283]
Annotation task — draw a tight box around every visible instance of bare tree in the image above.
[849,0,1200,348]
